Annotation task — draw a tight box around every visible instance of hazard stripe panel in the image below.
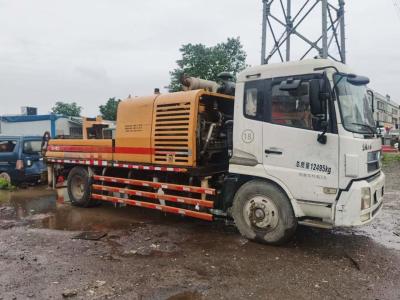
[91,194,213,221]
[93,175,215,195]
[47,158,187,173]
[92,184,213,208]
[48,158,109,166]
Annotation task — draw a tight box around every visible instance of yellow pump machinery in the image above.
[47,90,234,169]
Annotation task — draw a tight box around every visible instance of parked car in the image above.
[0,136,47,185]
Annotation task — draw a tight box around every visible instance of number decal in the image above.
[296,161,332,175]
[242,129,255,144]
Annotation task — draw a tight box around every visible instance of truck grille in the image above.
[153,102,191,165]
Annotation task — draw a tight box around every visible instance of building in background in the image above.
[82,116,115,139]
[373,92,399,131]
[0,107,83,138]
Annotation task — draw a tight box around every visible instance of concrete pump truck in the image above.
[44,59,385,244]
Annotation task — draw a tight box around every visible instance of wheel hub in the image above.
[71,176,85,200]
[244,196,279,230]
[254,208,265,219]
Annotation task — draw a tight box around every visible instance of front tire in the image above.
[67,167,93,207]
[232,179,297,245]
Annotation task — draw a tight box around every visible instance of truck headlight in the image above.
[361,187,371,210]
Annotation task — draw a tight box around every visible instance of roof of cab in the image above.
[237,58,351,82]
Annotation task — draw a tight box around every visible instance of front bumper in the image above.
[334,172,385,227]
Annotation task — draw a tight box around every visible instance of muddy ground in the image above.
[0,162,399,300]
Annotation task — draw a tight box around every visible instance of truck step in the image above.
[91,193,213,221]
[298,219,333,229]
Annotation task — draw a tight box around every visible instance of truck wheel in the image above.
[0,172,11,184]
[67,167,93,207]
[232,180,297,245]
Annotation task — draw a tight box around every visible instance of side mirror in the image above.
[346,74,370,86]
[309,79,325,116]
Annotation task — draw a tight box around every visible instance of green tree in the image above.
[51,102,82,117]
[169,37,247,92]
[99,97,121,121]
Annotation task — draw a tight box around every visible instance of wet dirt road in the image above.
[0,163,399,299]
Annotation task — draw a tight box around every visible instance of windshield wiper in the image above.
[350,123,376,135]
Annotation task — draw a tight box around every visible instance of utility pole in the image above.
[261,0,268,64]
[321,0,328,58]
[338,0,346,63]
[285,0,292,61]
[261,0,346,64]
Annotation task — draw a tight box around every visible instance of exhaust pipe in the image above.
[180,72,236,96]
[181,76,219,93]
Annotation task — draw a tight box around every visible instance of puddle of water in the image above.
[0,191,11,204]
[0,186,179,232]
[0,187,55,219]
[36,205,146,231]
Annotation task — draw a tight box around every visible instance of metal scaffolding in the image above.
[261,0,346,64]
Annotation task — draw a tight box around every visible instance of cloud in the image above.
[0,0,398,117]
[75,66,109,82]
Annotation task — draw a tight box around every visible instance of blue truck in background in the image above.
[0,136,47,185]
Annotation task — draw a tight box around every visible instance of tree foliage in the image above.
[99,97,121,121]
[51,102,82,117]
[169,37,247,92]
[0,178,14,190]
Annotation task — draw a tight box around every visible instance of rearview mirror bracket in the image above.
[317,120,328,145]
[310,75,330,145]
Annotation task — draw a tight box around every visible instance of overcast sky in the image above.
[0,0,399,116]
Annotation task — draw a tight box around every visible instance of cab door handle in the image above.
[265,149,283,155]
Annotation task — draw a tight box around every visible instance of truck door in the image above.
[262,75,339,203]
[0,138,19,178]
[22,139,46,178]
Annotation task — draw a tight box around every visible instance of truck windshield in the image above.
[334,74,375,134]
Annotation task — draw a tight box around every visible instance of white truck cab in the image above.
[229,59,384,243]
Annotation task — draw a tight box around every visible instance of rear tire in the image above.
[232,179,297,245]
[67,167,93,207]
[0,172,11,184]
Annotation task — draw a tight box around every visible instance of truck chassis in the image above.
[49,158,225,222]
